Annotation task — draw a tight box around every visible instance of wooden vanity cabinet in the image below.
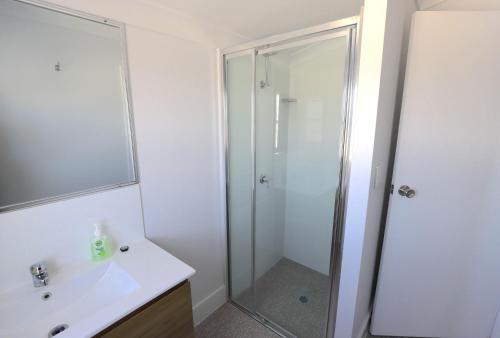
[95,280,194,338]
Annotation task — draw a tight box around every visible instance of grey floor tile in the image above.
[195,303,280,338]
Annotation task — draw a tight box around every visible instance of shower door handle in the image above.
[259,175,270,188]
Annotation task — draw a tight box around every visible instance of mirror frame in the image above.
[1,0,139,213]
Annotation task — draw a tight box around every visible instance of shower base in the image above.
[235,258,330,338]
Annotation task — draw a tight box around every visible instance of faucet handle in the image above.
[30,262,47,276]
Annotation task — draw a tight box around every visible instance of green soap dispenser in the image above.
[91,223,110,261]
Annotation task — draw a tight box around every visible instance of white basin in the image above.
[0,240,195,338]
[0,262,139,337]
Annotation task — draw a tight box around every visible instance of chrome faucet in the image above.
[30,262,49,287]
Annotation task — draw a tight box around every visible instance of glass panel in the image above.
[226,53,254,310]
[0,0,136,210]
[254,34,349,338]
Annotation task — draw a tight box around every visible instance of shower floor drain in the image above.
[299,295,308,303]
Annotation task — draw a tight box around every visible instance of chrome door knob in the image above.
[398,185,416,198]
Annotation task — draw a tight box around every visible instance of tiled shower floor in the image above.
[195,303,280,338]
[235,258,330,338]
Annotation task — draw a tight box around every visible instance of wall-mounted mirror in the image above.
[0,0,137,212]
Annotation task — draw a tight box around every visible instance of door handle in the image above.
[259,175,270,188]
[398,185,416,198]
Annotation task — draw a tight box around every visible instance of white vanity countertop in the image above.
[70,239,195,337]
[0,239,195,338]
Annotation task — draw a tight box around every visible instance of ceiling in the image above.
[142,0,364,41]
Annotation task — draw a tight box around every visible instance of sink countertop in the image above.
[67,239,196,338]
[0,239,195,338]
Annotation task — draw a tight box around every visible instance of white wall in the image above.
[353,1,417,337]
[0,185,145,292]
[125,26,227,324]
[335,1,417,337]
[334,3,388,336]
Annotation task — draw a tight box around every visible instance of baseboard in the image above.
[192,284,227,326]
[355,312,371,338]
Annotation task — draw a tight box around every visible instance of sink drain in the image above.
[48,324,68,337]
[41,292,52,301]
[299,295,308,303]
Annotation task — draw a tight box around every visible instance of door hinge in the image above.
[390,184,394,194]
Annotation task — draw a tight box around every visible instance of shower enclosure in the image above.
[223,18,358,338]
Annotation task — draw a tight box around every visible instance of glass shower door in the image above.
[225,24,356,338]
[253,32,351,338]
[225,52,255,311]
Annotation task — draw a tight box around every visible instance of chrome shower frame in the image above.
[220,15,361,338]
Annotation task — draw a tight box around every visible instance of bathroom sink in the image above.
[0,262,140,337]
[0,239,195,338]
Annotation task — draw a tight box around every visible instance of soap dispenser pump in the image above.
[91,223,110,261]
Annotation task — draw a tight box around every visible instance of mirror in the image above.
[0,0,137,212]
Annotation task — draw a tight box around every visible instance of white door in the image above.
[371,12,500,338]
